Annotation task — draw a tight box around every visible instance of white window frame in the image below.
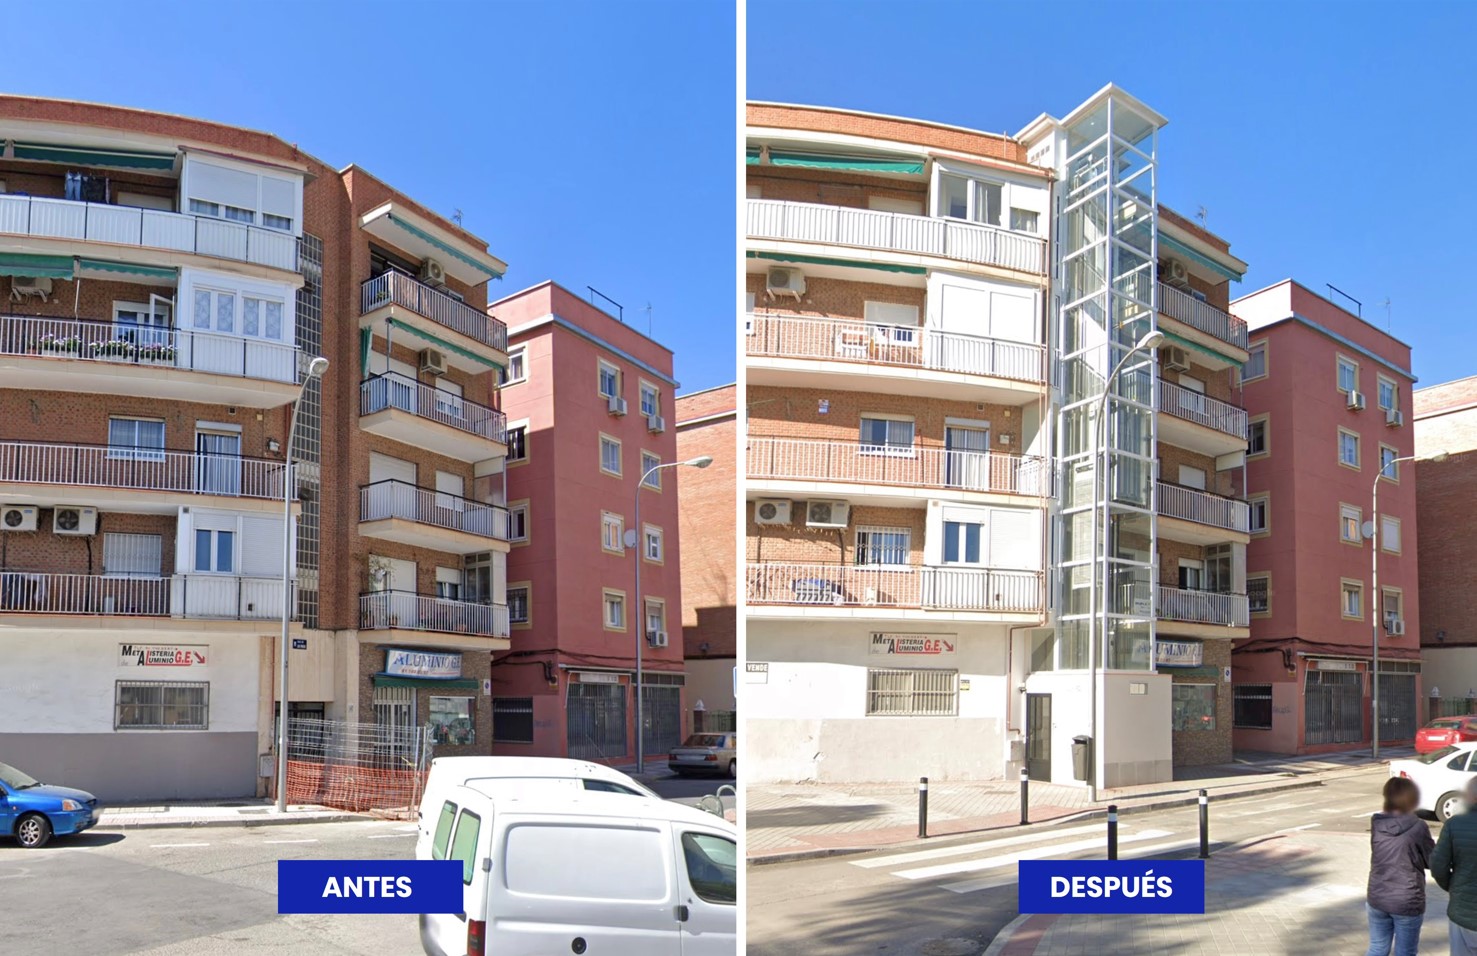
[1247,416,1269,457]
[1339,503,1363,545]
[858,414,915,457]
[1338,428,1360,469]
[639,380,660,418]
[1337,355,1359,394]
[644,598,666,639]
[1248,495,1270,535]
[598,360,621,400]
[506,422,529,463]
[641,451,662,489]
[601,512,625,554]
[1242,341,1268,382]
[194,527,236,574]
[934,169,1004,228]
[1380,515,1402,555]
[643,524,664,564]
[1379,444,1400,482]
[1341,579,1364,620]
[503,345,527,386]
[103,532,164,577]
[855,525,911,568]
[508,501,529,544]
[107,416,166,462]
[1377,375,1398,411]
[599,434,622,477]
[602,589,627,631]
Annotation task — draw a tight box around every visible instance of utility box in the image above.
[1071,735,1092,782]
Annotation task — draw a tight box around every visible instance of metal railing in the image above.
[360,480,510,541]
[747,437,1051,497]
[1156,481,1249,533]
[0,193,297,271]
[747,199,1047,274]
[0,571,289,619]
[359,373,507,444]
[746,312,1046,383]
[0,440,291,500]
[1158,380,1248,440]
[0,314,303,384]
[359,590,511,638]
[173,575,292,620]
[1157,584,1249,627]
[1158,282,1248,349]
[746,562,1043,613]
[360,272,507,351]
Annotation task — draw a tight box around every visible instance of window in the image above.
[680,833,737,905]
[1337,356,1359,394]
[1338,429,1360,469]
[855,526,910,566]
[859,416,915,455]
[640,382,660,418]
[1248,575,1269,615]
[641,452,662,488]
[506,425,528,463]
[936,172,1002,227]
[601,512,625,553]
[643,524,664,563]
[1243,342,1267,381]
[600,435,622,476]
[864,301,922,328]
[240,295,285,341]
[103,532,163,577]
[1171,684,1216,732]
[1340,504,1362,545]
[1380,515,1402,554]
[115,680,208,730]
[1380,445,1399,481]
[508,585,530,626]
[866,668,958,716]
[262,213,293,231]
[492,697,535,743]
[113,300,172,347]
[429,697,474,746]
[501,346,527,386]
[1247,418,1268,457]
[435,567,461,600]
[509,502,529,543]
[1384,589,1404,631]
[1233,684,1274,730]
[943,520,983,565]
[188,198,219,217]
[1248,496,1269,534]
[603,589,626,630]
[431,802,457,860]
[645,598,666,639]
[449,809,481,885]
[1009,208,1039,233]
[194,529,235,573]
[108,417,165,461]
[1378,377,1398,411]
[1341,580,1363,619]
[598,360,621,399]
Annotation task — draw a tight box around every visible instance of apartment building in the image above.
[675,384,737,733]
[744,86,1252,787]
[491,282,686,766]
[1232,280,1420,755]
[0,97,511,800]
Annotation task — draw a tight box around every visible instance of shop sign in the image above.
[746,662,769,684]
[384,648,462,679]
[575,671,621,684]
[119,644,207,667]
[1313,658,1359,672]
[870,633,957,657]
[1156,641,1204,668]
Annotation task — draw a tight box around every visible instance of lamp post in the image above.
[1087,329,1164,803]
[631,455,713,774]
[1370,447,1447,760]
[276,355,329,813]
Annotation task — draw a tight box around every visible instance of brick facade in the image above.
[675,386,736,659]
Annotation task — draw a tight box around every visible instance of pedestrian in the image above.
[1433,777,1477,954]
[1367,775,1434,956]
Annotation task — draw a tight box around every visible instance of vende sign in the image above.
[384,648,462,679]
[870,633,956,658]
[119,644,208,667]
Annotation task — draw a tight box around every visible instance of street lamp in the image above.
[276,355,329,813]
[1087,328,1163,802]
[1370,447,1448,760]
[630,454,713,774]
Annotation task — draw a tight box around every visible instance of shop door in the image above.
[1379,673,1418,741]
[641,685,682,759]
[1305,670,1363,745]
[1026,693,1051,782]
[567,682,627,760]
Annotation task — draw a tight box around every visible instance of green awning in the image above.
[385,214,504,281]
[1161,328,1243,367]
[77,258,177,282]
[0,253,73,279]
[748,250,927,276]
[745,147,761,165]
[12,141,176,171]
[769,151,925,175]
[372,675,479,690]
[1160,234,1244,283]
[386,317,503,370]
[360,327,373,378]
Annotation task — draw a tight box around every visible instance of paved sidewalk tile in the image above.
[96,799,363,829]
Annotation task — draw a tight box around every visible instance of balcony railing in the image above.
[359,590,511,638]
[172,575,291,620]
[1157,584,1249,627]
[747,312,1046,383]
[0,440,291,500]
[747,199,1047,274]
[1157,282,1248,350]
[0,194,297,271]
[0,314,303,384]
[747,437,1051,497]
[361,272,507,351]
[1158,380,1248,440]
[746,562,1043,613]
[360,480,510,541]
[1157,482,1249,533]
[360,373,507,444]
[0,571,289,620]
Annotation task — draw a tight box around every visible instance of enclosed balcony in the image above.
[0,571,290,621]
[358,480,510,553]
[1157,282,1248,352]
[360,273,508,372]
[1156,482,1249,546]
[747,199,1047,275]
[359,373,507,463]
[745,562,1043,619]
[1156,380,1249,458]
[1157,584,1249,629]
[359,590,511,649]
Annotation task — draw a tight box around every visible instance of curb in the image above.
[982,914,1035,956]
[95,812,372,831]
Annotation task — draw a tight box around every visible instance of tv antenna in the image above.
[452,208,464,226]
[642,303,653,337]
[1196,206,1208,226]
[1380,297,1391,332]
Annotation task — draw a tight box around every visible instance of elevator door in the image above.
[1026,693,1052,782]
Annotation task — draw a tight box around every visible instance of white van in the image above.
[415,756,656,860]
[417,783,737,956]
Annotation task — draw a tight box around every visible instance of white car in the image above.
[1390,742,1477,821]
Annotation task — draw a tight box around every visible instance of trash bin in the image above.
[1071,735,1092,782]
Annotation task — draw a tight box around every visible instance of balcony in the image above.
[747,199,1047,274]
[359,480,510,553]
[1158,282,1248,352]
[746,312,1046,402]
[0,571,289,621]
[1157,585,1249,629]
[359,374,507,463]
[0,440,292,514]
[1157,380,1248,451]
[746,562,1043,617]
[360,273,508,372]
[747,436,1050,502]
[359,590,511,648]
[0,314,306,407]
[0,194,297,272]
[1156,482,1249,545]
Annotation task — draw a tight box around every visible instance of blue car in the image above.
[0,761,100,848]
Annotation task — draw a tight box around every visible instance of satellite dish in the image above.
[1361,521,1376,539]
[623,529,638,549]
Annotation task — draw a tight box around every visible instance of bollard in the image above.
[1019,767,1030,826]
[918,777,929,839]
[1198,789,1210,859]
[1107,804,1119,860]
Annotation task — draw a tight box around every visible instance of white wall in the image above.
[1023,670,1173,787]
[927,270,1042,345]
[179,153,304,238]
[178,266,299,349]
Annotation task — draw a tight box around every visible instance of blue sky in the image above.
[5,0,736,393]
[748,0,1477,388]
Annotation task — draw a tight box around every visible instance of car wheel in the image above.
[727,759,736,779]
[15,813,52,849]
[1439,791,1464,823]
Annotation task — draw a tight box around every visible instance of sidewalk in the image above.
[96,799,368,829]
[747,748,1412,861]
[985,828,1447,955]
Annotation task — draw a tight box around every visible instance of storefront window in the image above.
[1171,683,1216,731]
[430,696,475,746]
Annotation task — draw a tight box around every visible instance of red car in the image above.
[1416,717,1477,753]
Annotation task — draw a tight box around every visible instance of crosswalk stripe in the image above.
[850,824,1106,869]
[892,829,1173,881]
[939,838,1206,894]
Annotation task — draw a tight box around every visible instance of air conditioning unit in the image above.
[1386,408,1403,427]
[1387,618,1406,636]
[646,414,666,434]
[419,349,447,376]
[1164,258,1190,288]
[647,630,669,648]
[1163,346,1191,372]
[1346,390,1366,411]
[754,499,792,525]
[418,258,446,286]
[0,505,38,532]
[53,506,98,536]
[805,500,850,529]
[11,275,51,302]
[607,395,628,416]
[766,267,806,298]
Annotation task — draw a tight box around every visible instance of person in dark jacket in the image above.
[1368,776,1434,956]
[1433,777,1477,954]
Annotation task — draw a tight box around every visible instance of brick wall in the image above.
[1160,355,1237,405]
[748,169,928,209]
[1416,447,1477,646]
[750,385,1021,454]
[0,510,175,575]
[1171,639,1233,766]
[747,103,1034,167]
[675,386,735,659]
[746,273,925,321]
[1156,442,1235,498]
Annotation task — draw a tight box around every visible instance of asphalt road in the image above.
[745,766,1401,956]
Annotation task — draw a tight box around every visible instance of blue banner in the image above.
[278,860,464,914]
[1018,860,1205,914]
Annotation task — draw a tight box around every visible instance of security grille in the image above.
[567,682,627,760]
[492,697,535,743]
[1379,672,1418,741]
[372,685,416,757]
[1304,670,1363,745]
[102,532,164,576]
[866,668,958,716]
[115,680,209,730]
[1233,683,1273,729]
